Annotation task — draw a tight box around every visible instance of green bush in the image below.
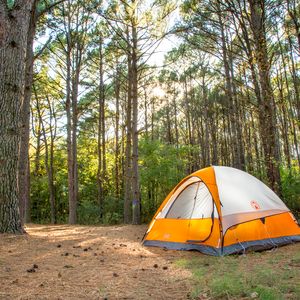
[77,200,101,224]
[139,137,189,222]
[281,167,300,219]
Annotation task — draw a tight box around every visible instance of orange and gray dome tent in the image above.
[142,166,300,256]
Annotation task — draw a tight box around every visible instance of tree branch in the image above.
[37,0,65,18]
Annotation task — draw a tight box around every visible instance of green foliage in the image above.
[30,145,69,224]
[281,167,300,219]
[139,137,188,222]
[77,200,100,224]
[6,0,14,9]
[30,175,52,223]
[102,196,123,224]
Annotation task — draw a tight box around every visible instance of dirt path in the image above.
[0,225,196,300]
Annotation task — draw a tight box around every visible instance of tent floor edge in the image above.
[143,240,222,256]
[143,235,300,256]
[222,234,300,255]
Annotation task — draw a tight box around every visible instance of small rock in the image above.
[63,265,73,268]
[153,264,158,268]
[162,266,168,270]
[250,292,258,299]
[33,264,38,269]
[73,254,80,257]
[83,248,88,252]
[27,268,36,273]
[113,272,119,277]
[141,268,145,271]
[57,244,61,248]
[12,279,18,284]
[100,259,105,263]
[8,250,12,253]
[58,272,62,278]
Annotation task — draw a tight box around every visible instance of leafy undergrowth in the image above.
[176,245,300,300]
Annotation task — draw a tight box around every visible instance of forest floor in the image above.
[0,225,299,300]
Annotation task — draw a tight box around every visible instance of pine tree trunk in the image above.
[34,117,42,176]
[115,67,121,198]
[287,0,300,53]
[0,2,34,233]
[70,66,79,224]
[144,87,148,138]
[217,8,242,169]
[18,6,37,225]
[124,40,132,224]
[131,12,141,225]
[249,0,281,194]
[37,95,56,224]
[173,83,179,149]
[97,36,104,219]
[66,45,75,224]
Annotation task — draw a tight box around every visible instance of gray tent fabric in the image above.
[143,235,300,256]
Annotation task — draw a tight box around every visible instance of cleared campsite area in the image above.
[1,224,299,300]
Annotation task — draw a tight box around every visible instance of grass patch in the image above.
[176,245,300,299]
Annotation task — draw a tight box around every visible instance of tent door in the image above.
[186,181,215,243]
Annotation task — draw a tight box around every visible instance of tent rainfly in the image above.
[142,166,300,256]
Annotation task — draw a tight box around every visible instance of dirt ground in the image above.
[0,224,196,300]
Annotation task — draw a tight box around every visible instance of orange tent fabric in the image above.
[142,166,300,256]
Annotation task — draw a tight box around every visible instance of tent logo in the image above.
[250,200,260,210]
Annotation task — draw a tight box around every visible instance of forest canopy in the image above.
[0,0,299,232]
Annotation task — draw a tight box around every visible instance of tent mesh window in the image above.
[165,181,214,219]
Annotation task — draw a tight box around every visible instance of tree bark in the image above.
[217,6,242,169]
[18,2,38,225]
[115,66,121,198]
[97,35,105,220]
[36,92,56,224]
[65,33,75,224]
[124,32,132,224]
[0,2,34,233]
[249,0,282,194]
[131,7,141,225]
